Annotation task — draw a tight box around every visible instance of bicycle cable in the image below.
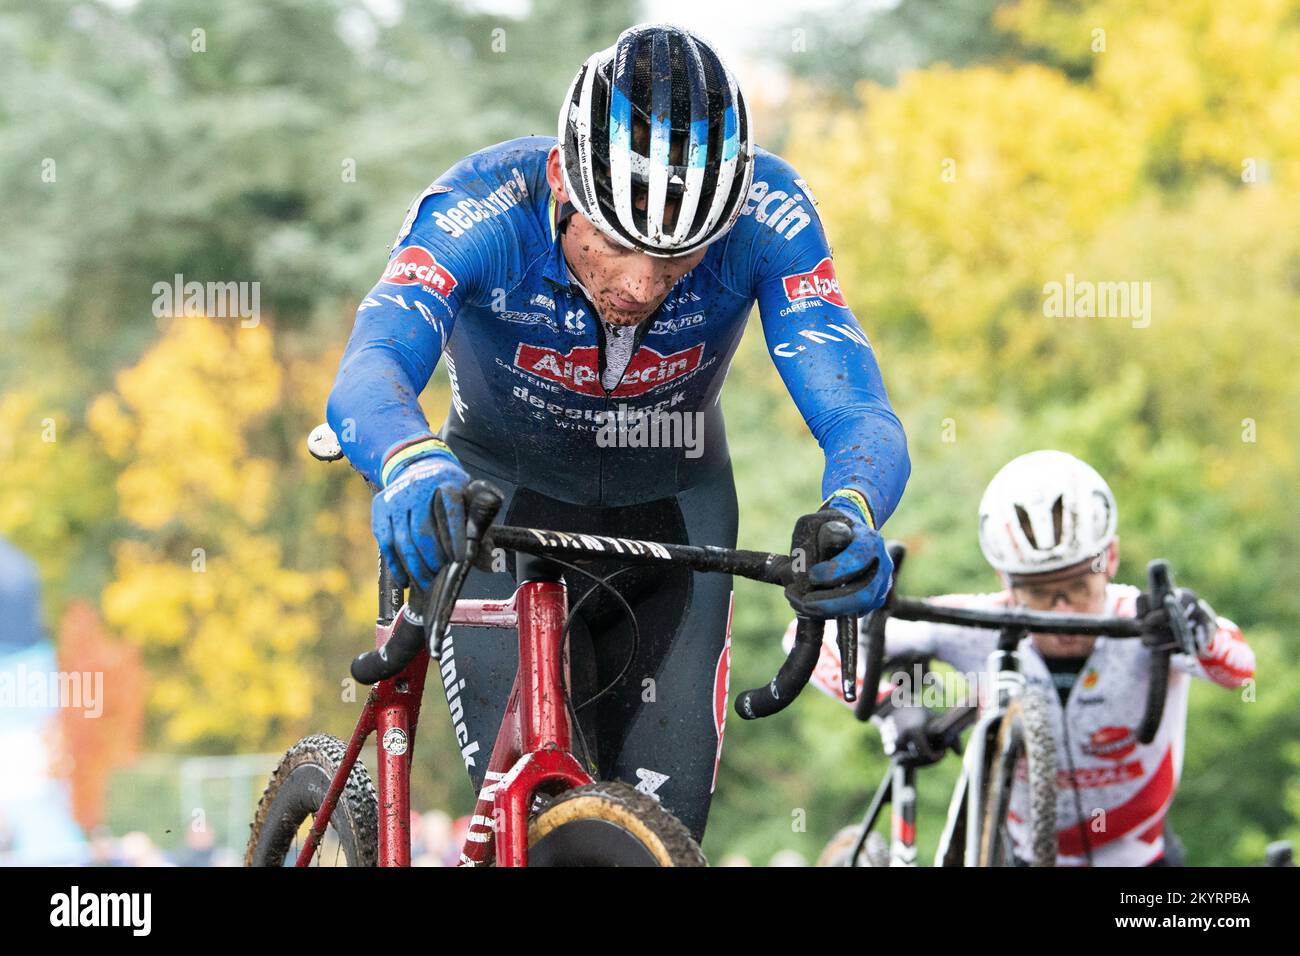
[561,565,643,713]
[515,556,644,772]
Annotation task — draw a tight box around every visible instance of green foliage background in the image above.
[2,0,1296,864]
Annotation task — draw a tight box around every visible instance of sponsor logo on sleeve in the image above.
[782,256,845,308]
[740,180,813,239]
[430,167,530,238]
[770,322,872,358]
[381,245,458,297]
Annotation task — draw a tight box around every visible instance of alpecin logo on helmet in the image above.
[1083,725,1137,762]
[782,257,846,308]
[515,343,704,397]
[382,246,458,297]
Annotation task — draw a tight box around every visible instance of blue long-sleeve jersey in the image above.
[328,136,909,518]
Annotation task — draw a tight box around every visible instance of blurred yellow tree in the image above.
[0,382,116,613]
[89,318,348,749]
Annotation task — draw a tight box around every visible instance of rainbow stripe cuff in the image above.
[823,488,877,531]
[381,435,456,487]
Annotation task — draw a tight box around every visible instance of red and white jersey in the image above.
[785,584,1255,867]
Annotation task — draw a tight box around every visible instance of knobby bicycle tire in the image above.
[245,734,378,867]
[977,689,1057,867]
[525,781,706,866]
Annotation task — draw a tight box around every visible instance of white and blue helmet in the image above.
[558,24,755,257]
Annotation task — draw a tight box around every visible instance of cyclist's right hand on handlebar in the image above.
[371,438,470,591]
[785,500,892,619]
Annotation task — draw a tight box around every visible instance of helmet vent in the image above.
[1014,504,1038,550]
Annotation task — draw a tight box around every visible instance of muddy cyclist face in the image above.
[545,146,707,328]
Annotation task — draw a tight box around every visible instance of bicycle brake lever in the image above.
[1162,591,1195,655]
[461,479,504,568]
[837,615,858,702]
[428,480,504,658]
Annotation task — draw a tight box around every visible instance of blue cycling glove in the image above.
[787,489,893,618]
[372,436,471,591]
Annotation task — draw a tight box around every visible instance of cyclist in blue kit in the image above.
[327,23,910,844]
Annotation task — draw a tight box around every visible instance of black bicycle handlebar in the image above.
[350,481,854,720]
[489,519,863,719]
[853,542,1183,743]
[735,614,823,719]
[484,524,793,584]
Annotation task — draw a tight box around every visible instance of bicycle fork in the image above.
[937,645,1025,867]
[298,612,433,867]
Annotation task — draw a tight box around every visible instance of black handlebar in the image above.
[733,513,858,720]
[349,480,852,721]
[734,615,824,719]
[347,478,1187,746]
[852,542,1182,743]
[351,480,802,688]
[484,524,793,583]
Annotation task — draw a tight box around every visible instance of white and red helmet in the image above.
[977,450,1117,578]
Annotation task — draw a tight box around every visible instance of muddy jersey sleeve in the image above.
[746,153,910,526]
[326,145,536,485]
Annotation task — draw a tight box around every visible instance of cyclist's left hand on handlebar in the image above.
[371,452,470,592]
[1173,587,1217,656]
[1136,586,1216,656]
[786,499,893,618]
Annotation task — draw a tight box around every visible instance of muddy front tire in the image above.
[525,781,706,866]
[245,734,378,867]
[977,689,1057,867]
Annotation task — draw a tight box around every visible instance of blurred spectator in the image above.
[425,809,456,866]
[86,825,124,866]
[174,826,217,867]
[119,831,172,867]
[0,538,88,865]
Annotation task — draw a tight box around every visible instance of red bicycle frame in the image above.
[297,577,592,867]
